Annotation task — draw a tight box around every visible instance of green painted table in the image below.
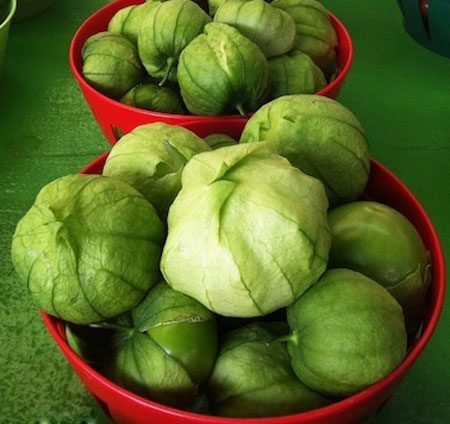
[0,0,448,422]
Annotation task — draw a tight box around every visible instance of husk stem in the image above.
[272,332,297,344]
[88,322,131,331]
[236,102,247,117]
[159,57,176,86]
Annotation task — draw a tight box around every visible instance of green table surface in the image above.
[0,0,448,422]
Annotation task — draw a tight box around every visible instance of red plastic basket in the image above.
[42,122,445,424]
[69,0,354,145]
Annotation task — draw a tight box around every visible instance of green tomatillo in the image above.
[208,322,328,417]
[240,95,370,207]
[214,0,296,58]
[161,143,331,317]
[120,83,184,113]
[178,22,269,116]
[138,0,211,85]
[272,0,337,71]
[328,201,431,333]
[108,1,157,44]
[286,269,407,396]
[102,123,210,217]
[82,32,144,99]
[11,174,164,324]
[269,50,327,98]
[106,281,218,407]
[207,0,253,16]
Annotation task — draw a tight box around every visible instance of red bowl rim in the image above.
[68,0,354,122]
[42,156,446,423]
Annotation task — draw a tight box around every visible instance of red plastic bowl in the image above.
[69,0,354,145]
[42,122,445,424]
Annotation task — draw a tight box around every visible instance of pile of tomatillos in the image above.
[81,0,337,115]
[12,95,431,418]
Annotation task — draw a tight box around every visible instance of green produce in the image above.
[208,323,328,417]
[120,83,184,113]
[272,0,337,70]
[109,6,135,36]
[328,201,430,333]
[108,1,157,44]
[208,0,248,16]
[138,0,211,84]
[214,0,296,58]
[107,281,218,407]
[11,174,164,324]
[82,32,144,99]
[287,269,407,396]
[204,133,237,149]
[103,123,210,217]
[161,143,330,317]
[240,95,370,206]
[178,22,269,115]
[269,50,327,98]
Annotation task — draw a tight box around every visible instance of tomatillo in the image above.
[106,281,218,407]
[286,269,407,396]
[328,201,430,333]
[208,322,328,417]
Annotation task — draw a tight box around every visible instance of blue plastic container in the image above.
[398,0,450,58]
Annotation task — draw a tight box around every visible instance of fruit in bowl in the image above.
[69,0,353,144]
[80,0,340,116]
[12,95,444,423]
